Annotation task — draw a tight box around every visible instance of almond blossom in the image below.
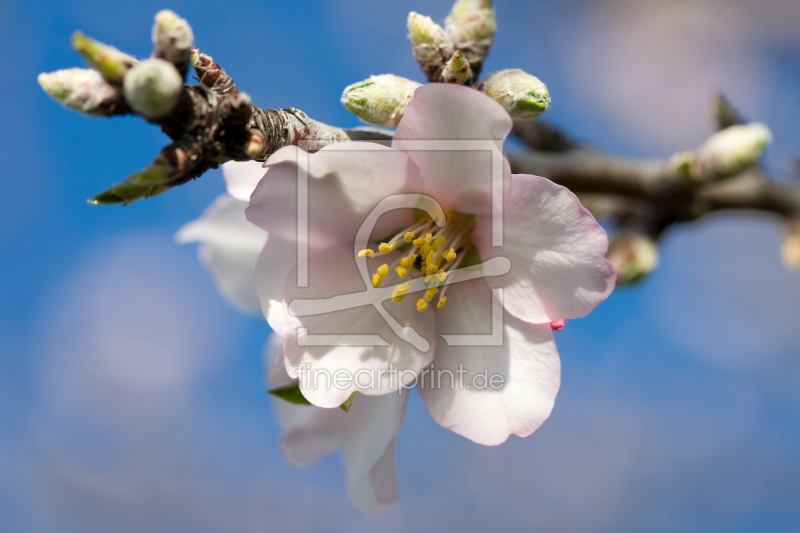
[178,83,614,513]
[246,83,615,445]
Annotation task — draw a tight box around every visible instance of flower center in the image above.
[356,212,475,311]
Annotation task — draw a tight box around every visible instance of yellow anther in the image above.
[424,287,439,301]
[395,266,408,279]
[425,271,448,284]
[392,283,410,297]
[426,264,439,275]
[434,258,442,268]
[378,242,396,254]
[377,264,389,278]
[432,236,446,250]
[412,238,427,247]
[420,244,431,259]
[404,232,415,243]
[425,233,433,241]
[358,249,374,257]
[391,283,410,302]
[444,248,457,262]
[372,273,382,288]
[425,250,434,267]
[416,298,429,312]
[437,296,447,309]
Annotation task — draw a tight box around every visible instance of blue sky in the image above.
[2,0,800,531]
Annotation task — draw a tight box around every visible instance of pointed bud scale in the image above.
[696,122,772,177]
[90,161,171,205]
[440,50,472,84]
[123,58,183,119]
[408,12,455,81]
[444,0,496,70]
[481,69,551,120]
[607,233,659,285]
[341,74,421,127]
[152,10,194,77]
[71,32,137,85]
[38,68,128,116]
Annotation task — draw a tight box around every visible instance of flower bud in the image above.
[444,0,496,67]
[607,233,659,285]
[781,221,800,272]
[341,74,421,127]
[696,122,772,177]
[38,68,126,116]
[152,10,194,76]
[123,58,183,119]
[408,12,454,81]
[439,50,472,84]
[71,32,137,85]
[481,69,551,120]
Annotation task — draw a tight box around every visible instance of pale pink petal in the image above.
[246,143,422,247]
[474,174,616,323]
[263,334,293,385]
[419,279,560,446]
[176,194,267,312]
[272,244,436,408]
[393,84,512,215]
[270,388,407,514]
[254,233,305,324]
[342,392,407,514]
[280,407,348,465]
[223,160,266,201]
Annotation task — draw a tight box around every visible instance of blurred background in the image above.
[3,0,800,531]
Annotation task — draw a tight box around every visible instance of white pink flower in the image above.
[179,82,615,512]
[246,83,615,445]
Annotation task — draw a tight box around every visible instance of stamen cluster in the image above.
[357,216,472,311]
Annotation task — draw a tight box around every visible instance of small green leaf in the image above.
[339,392,358,412]
[268,383,312,406]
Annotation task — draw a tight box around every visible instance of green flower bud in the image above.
[697,122,772,177]
[71,32,136,85]
[607,233,659,285]
[407,12,454,81]
[38,68,126,116]
[440,50,472,84]
[123,58,183,119]
[481,69,551,120]
[444,0,496,66]
[152,10,194,75]
[341,74,421,128]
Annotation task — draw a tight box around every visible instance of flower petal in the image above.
[393,84,512,215]
[246,143,422,247]
[223,160,266,201]
[270,382,407,514]
[342,392,407,514]
[418,279,560,446]
[474,174,616,323]
[263,334,293,385]
[176,194,267,312]
[272,244,436,408]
